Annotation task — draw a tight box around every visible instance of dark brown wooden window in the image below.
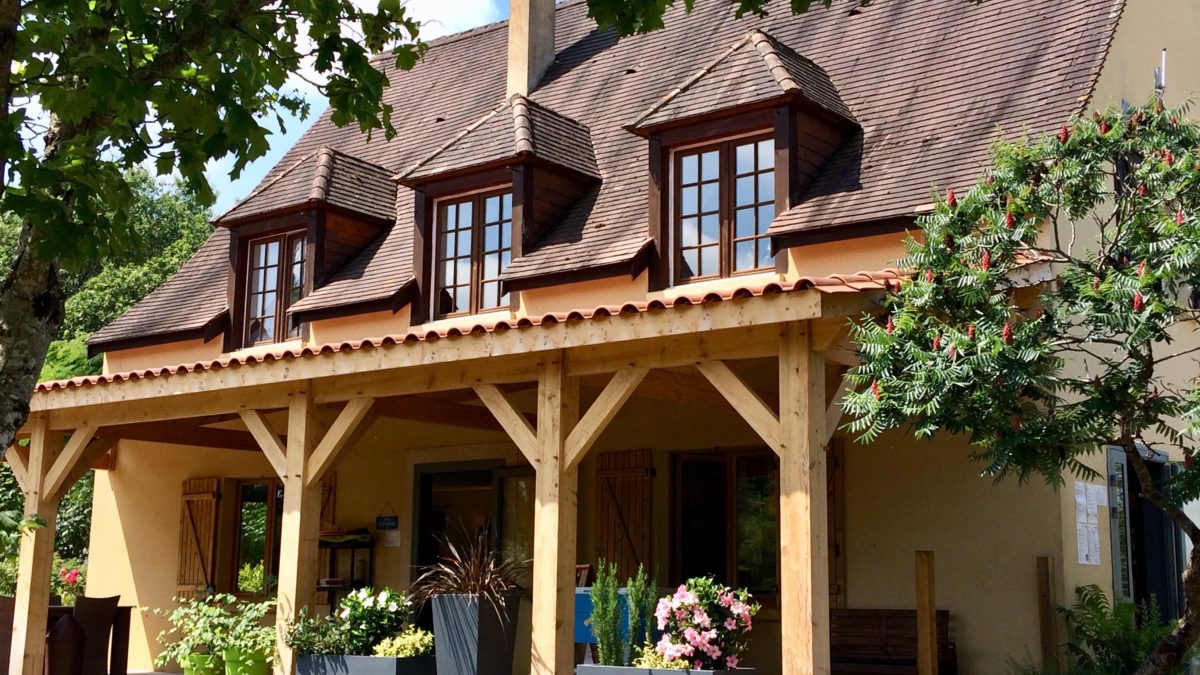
[245,231,306,344]
[233,479,283,596]
[435,190,513,317]
[672,451,779,595]
[674,135,776,282]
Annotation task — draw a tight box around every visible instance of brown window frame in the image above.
[672,132,777,284]
[433,188,514,318]
[670,448,781,603]
[244,230,307,345]
[230,477,284,598]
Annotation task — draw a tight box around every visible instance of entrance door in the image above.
[414,462,503,568]
[1108,447,1186,620]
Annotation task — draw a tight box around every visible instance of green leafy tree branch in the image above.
[845,97,1200,675]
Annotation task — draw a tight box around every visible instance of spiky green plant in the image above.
[590,560,622,666]
[624,564,656,661]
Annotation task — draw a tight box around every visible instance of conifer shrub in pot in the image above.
[577,576,759,674]
[411,529,527,675]
[287,589,435,675]
[153,594,236,675]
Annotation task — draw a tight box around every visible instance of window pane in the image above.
[454,287,470,313]
[481,281,498,309]
[758,204,776,234]
[237,483,270,594]
[757,140,774,170]
[500,251,510,270]
[485,224,499,251]
[700,246,718,277]
[737,455,779,592]
[484,253,500,279]
[701,151,719,181]
[681,186,698,216]
[486,196,500,223]
[681,217,698,247]
[458,201,473,227]
[758,172,775,204]
[758,241,774,269]
[735,241,756,272]
[681,154,698,184]
[736,176,755,207]
[457,230,472,257]
[501,225,512,248]
[266,241,279,266]
[736,208,756,239]
[681,249,699,280]
[701,214,719,245]
[736,143,756,175]
[701,182,719,213]
[502,194,512,220]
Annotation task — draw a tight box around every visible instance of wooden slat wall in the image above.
[595,450,653,580]
[177,478,220,598]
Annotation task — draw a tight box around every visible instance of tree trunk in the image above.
[0,220,64,453]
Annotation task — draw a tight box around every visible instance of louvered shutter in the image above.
[596,450,653,580]
[176,478,219,598]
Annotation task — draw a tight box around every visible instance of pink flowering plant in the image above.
[651,576,758,670]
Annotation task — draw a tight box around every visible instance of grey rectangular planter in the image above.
[296,654,436,675]
[576,666,754,675]
[431,593,522,675]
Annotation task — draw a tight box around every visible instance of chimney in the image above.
[507,0,556,97]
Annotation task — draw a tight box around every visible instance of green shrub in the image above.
[631,643,688,670]
[238,562,265,595]
[154,594,238,669]
[224,598,276,658]
[624,564,655,661]
[590,560,622,665]
[285,588,415,657]
[373,627,434,658]
[1060,585,1187,675]
[284,609,346,656]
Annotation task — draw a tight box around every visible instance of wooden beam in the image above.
[916,550,938,675]
[275,388,323,675]
[530,356,579,675]
[44,425,97,500]
[10,416,62,675]
[564,368,647,471]
[5,445,28,493]
[825,376,853,446]
[306,397,375,487]
[59,438,116,494]
[811,317,850,353]
[697,360,782,454]
[239,410,287,479]
[474,384,539,465]
[97,422,263,452]
[778,322,830,675]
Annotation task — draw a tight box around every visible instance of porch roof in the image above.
[33,269,901,397]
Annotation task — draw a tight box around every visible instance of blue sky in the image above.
[207,0,509,216]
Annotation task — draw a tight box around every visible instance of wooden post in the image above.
[778,322,830,675]
[9,416,63,675]
[1036,556,1057,670]
[530,356,579,675]
[275,388,323,675]
[915,550,938,675]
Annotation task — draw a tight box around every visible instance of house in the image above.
[7,0,1199,673]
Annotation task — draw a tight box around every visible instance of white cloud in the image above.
[404,0,508,39]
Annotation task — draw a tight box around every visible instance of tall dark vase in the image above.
[431,593,521,675]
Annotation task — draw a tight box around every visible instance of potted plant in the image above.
[584,562,657,668]
[411,529,526,675]
[221,598,276,675]
[154,594,236,675]
[577,576,760,674]
[289,588,435,675]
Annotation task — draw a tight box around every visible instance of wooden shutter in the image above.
[177,478,219,598]
[828,441,847,609]
[596,450,653,580]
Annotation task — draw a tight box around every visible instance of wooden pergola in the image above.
[6,286,875,675]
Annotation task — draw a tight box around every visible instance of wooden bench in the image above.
[831,608,958,675]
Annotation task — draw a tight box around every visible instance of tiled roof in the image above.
[87,228,232,349]
[94,0,1122,340]
[399,94,600,182]
[216,146,396,224]
[630,29,855,131]
[43,269,902,393]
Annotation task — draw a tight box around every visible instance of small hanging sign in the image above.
[376,502,399,531]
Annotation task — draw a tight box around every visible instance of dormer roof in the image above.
[630,29,855,133]
[397,94,600,184]
[216,146,396,225]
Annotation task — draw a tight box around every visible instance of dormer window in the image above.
[246,231,307,344]
[675,136,776,282]
[435,190,514,316]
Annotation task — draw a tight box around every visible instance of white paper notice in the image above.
[381,530,403,548]
[1075,480,1103,565]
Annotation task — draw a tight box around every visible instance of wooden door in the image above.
[177,478,220,598]
[595,450,653,580]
